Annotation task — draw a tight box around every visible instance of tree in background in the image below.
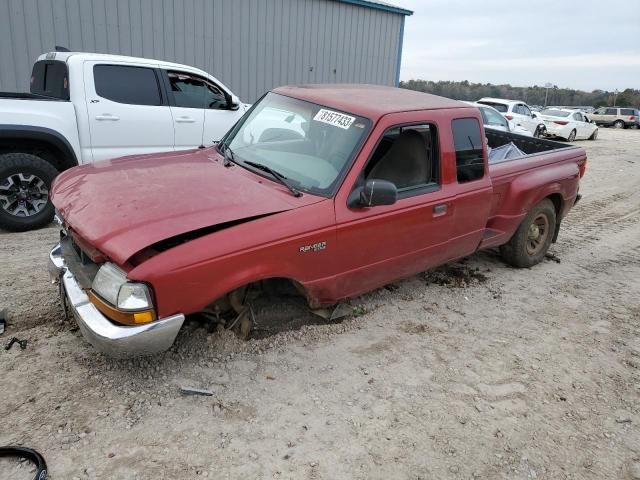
[400,80,640,108]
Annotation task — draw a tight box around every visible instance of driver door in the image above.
[333,119,453,299]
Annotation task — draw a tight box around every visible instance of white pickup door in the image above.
[84,61,175,162]
[83,61,246,162]
[162,70,245,150]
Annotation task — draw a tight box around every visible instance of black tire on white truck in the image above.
[0,153,59,231]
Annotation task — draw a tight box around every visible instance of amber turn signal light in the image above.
[87,290,156,325]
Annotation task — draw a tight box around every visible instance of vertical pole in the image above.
[395,16,405,87]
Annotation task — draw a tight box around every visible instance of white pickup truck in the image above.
[0,51,249,231]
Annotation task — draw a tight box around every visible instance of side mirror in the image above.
[229,94,241,111]
[349,179,397,208]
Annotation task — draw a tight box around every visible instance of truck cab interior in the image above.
[364,125,438,191]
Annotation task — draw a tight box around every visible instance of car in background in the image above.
[590,107,639,129]
[477,98,545,137]
[464,102,532,136]
[547,105,595,114]
[538,108,598,141]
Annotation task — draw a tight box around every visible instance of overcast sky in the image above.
[395,0,640,91]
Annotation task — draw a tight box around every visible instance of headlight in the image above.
[90,263,156,325]
[117,283,152,311]
[92,263,126,305]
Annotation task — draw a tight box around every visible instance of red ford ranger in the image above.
[48,85,586,357]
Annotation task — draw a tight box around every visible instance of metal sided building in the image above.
[0,0,412,102]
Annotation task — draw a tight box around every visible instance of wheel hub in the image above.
[0,173,48,217]
[526,213,549,255]
[528,224,540,240]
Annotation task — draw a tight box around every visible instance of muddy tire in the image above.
[500,198,556,268]
[0,153,59,232]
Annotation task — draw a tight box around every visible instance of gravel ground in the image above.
[1,128,639,479]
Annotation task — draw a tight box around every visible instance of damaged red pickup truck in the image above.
[49,85,586,356]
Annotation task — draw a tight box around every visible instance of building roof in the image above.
[273,84,470,121]
[333,0,413,16]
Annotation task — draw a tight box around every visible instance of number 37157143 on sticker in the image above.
[313,109,355,129]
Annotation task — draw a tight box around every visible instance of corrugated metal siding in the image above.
[0,0,403,102]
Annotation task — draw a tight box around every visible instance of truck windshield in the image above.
[224,92,371,196]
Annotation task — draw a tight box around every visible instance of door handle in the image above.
[95,114,120,121]
[433,204,447,216]
[175,116,196,123]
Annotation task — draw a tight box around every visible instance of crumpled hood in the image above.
[51,148,322,265]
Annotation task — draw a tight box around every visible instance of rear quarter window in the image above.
[478,101,508,113]
[93,64,162,106]
[452,118,484,183]
[30,60,69,100]
[620,108,635,116]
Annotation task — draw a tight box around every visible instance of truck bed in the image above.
[486,128,570,163]
[481,129,587,250]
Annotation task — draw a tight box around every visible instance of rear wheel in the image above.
[613,120,625,129]
[500,198,556,268]
[567,129,577,142]
[0,153,59,231]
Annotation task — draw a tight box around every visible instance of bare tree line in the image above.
[400,79,640,108]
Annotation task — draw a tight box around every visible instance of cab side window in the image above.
[573,112,583,121]
[365,124,439,195]
[521,105,532,116]
[94,64,162,106]
[452,118,484,183]
[166,71,228,109]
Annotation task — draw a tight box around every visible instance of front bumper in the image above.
[49,242,184,357]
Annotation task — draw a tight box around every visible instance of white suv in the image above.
[477,98,545,137]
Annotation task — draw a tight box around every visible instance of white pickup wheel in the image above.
[500,198,556,268]
[0,153,59,231]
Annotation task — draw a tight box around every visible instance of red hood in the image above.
[51,148,323,264]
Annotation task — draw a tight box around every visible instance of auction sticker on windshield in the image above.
[313,109,355,129]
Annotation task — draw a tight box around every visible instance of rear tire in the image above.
[613,120,625,129]
[0,153,59,232]
[567,129,577,142]
[500,198,556,268]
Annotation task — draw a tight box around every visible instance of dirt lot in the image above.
[1,128,639,479]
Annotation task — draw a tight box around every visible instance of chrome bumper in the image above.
[49,242,185,357]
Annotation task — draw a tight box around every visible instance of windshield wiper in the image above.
[244,161,302,197]
[218,141,236,167]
